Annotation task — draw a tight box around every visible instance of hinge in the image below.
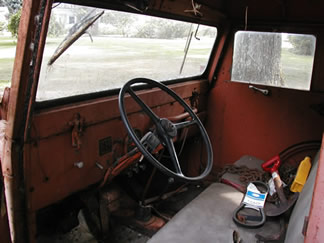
[68,113,85,150]
[302,216,309,236]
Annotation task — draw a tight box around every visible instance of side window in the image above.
[36,4,217,101]
[231,31,316,91]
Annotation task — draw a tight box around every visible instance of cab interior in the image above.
[1,0,324,242]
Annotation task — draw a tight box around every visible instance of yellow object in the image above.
[290,156,312,192]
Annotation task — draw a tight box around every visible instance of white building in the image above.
[52,3,78,30]
[0,6,8,22]
[0,7,10,36]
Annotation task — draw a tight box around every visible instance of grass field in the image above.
[280,48,314,90]
[37,36,213,100]
[0,37,16,87]
[0,36,315,101]
[0,35,214,100]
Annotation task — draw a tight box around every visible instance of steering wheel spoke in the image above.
[127,86,160,124]
[174,119,197,130]
[163,136,183,175]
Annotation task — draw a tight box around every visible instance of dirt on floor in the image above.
[37,210,150,243]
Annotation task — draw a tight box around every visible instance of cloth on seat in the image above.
[148,183,280,243]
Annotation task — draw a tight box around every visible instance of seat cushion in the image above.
[148,183,280,243]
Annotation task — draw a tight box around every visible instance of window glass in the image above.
[0,38,15,95]
[69,16,75,24]
[0,6,15,95]
[231,31,316,91]
[36,4,217,101]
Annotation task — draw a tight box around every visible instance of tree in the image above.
[135,22,156,38]
[2,0,22,37]
[134,18,189,39]
[7,9,20,37]
[287,35,315,56]
[232,32,282,86]
[200,25,217,38]
[155,20,188,39]
[47,14,64,37]
[0,21,5,32]
[3,0,21,14]
[101,11,135,37]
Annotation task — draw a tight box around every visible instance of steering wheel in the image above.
[118,78,213,182]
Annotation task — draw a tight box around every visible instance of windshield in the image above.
[36,4,217,101]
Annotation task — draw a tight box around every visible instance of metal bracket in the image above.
[190,90,199,109]
[68,113,85,150]
[249,85,270,96]
[302,216,309,236]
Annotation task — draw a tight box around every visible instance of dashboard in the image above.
[26,80,209,211]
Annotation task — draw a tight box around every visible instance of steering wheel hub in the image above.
[160,118,177,138]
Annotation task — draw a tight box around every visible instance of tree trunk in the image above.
[232,32,282,86]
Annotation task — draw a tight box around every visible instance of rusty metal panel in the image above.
[32,80,208,139]
[208,24,230,83]
[0,216,10,243]
[305,134,324,243]
[24,80,209,211]
[0,185,10,243]
[225,0,324,23]
[1,0,53,241]
[206,35,324,168]
[311,30,324,92]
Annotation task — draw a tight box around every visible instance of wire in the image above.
[162,128,188,159]
[184,0,203,17]
[245,6,248,31]
[52,3,61,9]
